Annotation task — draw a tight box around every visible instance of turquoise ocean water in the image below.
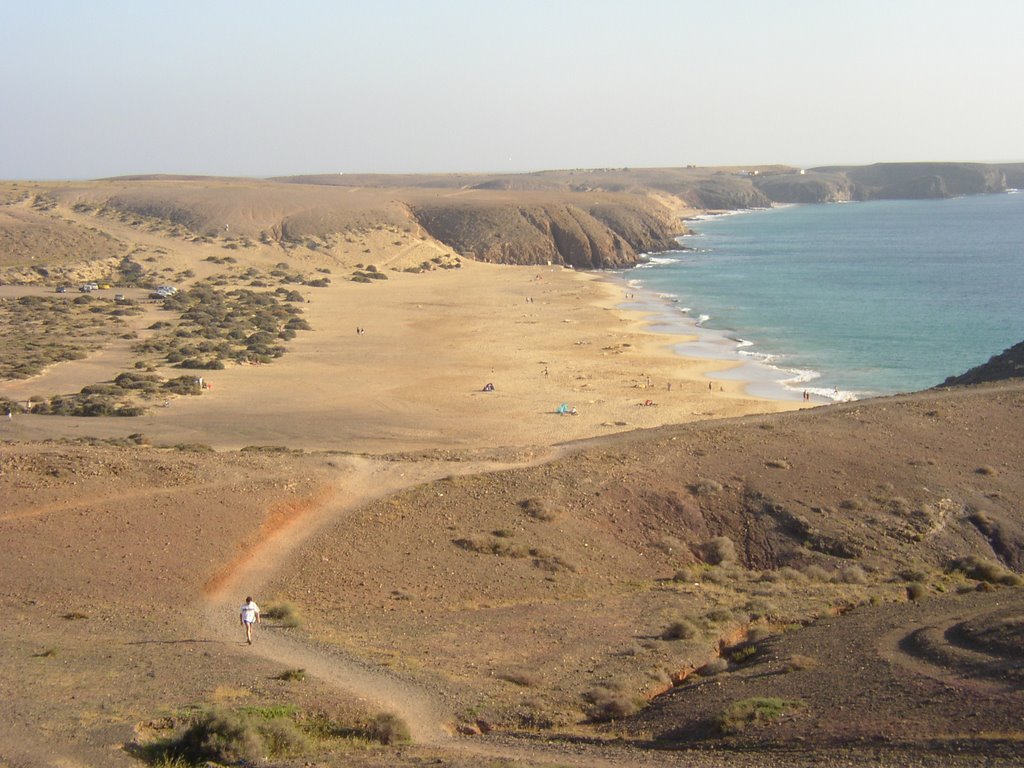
[622,192,1024,402]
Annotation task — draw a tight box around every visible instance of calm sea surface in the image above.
[623,192,1024,401]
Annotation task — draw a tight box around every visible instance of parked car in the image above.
[55,286,67,293]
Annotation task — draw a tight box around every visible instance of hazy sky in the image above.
[2,0,1021,179]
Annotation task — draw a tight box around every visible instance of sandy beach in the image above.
[1,261,804,452]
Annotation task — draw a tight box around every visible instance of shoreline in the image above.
[604,269,832,405]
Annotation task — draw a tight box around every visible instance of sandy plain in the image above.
[0,260,802,453]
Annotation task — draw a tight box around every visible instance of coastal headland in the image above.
[1,165,1022,767]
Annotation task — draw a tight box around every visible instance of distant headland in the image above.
[8,161,1021,272]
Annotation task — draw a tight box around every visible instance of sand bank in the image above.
[1,262,806,453]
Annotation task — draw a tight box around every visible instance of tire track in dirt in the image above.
[0,478,246,523]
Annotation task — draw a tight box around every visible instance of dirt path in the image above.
[200,451,558,746]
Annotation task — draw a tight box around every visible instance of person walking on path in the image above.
[240,596,261,644]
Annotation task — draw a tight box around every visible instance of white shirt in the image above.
[240,601,260,623]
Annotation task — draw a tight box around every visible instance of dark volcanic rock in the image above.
[941,340,1024,387]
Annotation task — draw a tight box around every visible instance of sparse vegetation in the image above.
[690,478,723,496]
[520,497,558,521]
[702,536,737,566]
[0,294,133,379]
[364,712,411,745]
[139,707,312,766]
[947,555,1022,586]
[662,618,700,641]
[584,682,646,722]
[716,697,803,735]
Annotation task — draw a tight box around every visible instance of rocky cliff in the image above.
[941,341,1024,387]
[410,198,680,269]
[810,162,1006,200]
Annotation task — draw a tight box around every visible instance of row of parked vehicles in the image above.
[54,283,174,301]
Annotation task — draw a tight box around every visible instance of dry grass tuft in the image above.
[519,497,559,522]
[661,618,700,641]
[702,536,737,566]
[716,697,803,735]
[584,682,646,722]
[365,712,411,745]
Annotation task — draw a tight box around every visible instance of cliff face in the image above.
[410,199,680,269]
[810,162,1006,200]
[754,173,855,203]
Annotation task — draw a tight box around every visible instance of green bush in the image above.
[171,709,264,764]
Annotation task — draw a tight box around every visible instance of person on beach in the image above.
[240,596,260,644]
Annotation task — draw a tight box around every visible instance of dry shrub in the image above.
[702,536,737,566]
[765,459,791,470]
[263,602,301,628]
[898,568,929,583]
[705,607,737,624]
[495,670,538,687]
[519,497,558,521]
[906,582,927,601]
[661,618,700,641]
[366,712,411,745]
[839,498,864,511]
[697,658,729,677]
[453,535,529,558]
[836,564,868,585]
[947,555,1022,586]
[801,564,831,582]
[702,566,743,585]
[529,547,576,572]
[975,465,998,476]
[743,598,776,620]
[672,565,704,583]
[691,478,723,496]
[584,682,646,722]
[716,697,802,735]
[166,709,265,765]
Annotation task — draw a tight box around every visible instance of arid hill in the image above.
[2,163,1014,276]
[1,167,1022,767]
